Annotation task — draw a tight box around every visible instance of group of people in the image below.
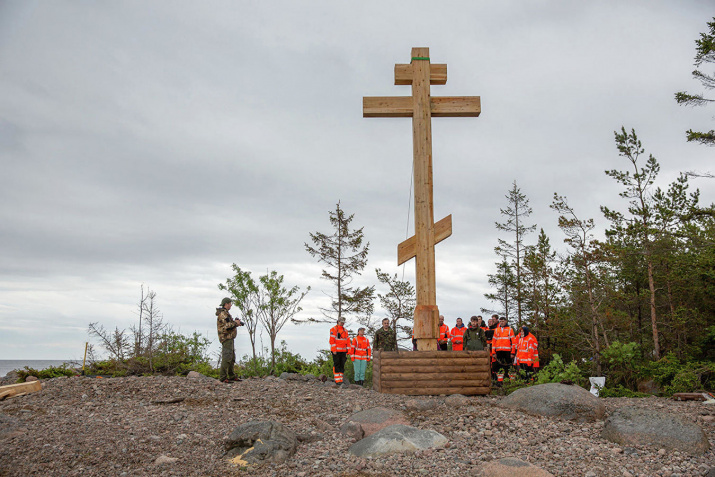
[216,296,539,387]
[330,313,540,387]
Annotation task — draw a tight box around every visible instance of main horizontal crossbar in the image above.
[363,96,481,118]
[397,214,452,265]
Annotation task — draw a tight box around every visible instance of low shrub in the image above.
[535,354,588,388]
[16,364,78,381]
[598,385,650,398]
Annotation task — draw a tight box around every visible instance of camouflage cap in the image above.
[221,297,232,306]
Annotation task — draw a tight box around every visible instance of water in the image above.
[0,360,78,378]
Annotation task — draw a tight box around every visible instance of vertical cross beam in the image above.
[411,48,439,351]
[363,47,481,351]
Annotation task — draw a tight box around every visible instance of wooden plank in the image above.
[378,350,489,359]
[672,392,713,401]
[380,358,489,367]
[364,97,480,119]
[381,386,491,396]
[398,215,453,265]
[395,63,447,85]
[383,378,490,388]
[413,305,439,343]
[431,97,481,117]
[0,380,42,399]
[382,372,491,381]
[363,96,413,117]
[373,351,381,392]
[410,46,438,351]
[381,365,490,374]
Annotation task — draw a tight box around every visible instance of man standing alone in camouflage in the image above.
[216,297,244,383]
[373,318,397,352]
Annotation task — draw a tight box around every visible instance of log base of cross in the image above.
[372,350,491,396]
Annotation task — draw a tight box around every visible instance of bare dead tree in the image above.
[88,322,130,361]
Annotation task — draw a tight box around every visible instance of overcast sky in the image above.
[1,1,713,362]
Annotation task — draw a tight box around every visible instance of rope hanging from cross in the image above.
[363,47,481,351]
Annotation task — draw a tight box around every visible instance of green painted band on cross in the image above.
[411,57,430,61]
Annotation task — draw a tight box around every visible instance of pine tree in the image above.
[601,128,662,359]
[675,17,715,146]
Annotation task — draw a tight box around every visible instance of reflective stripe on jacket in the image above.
[450,326,466,350]
[330,325,349,352]
[349,336,372,361]
[492,325,516,353]
[438,324,450,343]
[516,333,539,366]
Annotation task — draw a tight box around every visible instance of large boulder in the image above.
[348,424,447,457]
[482,458,554,477]
[344,407,410,437]
[499,383,605,422]
[224,421,297,465]
[602,406,710,455]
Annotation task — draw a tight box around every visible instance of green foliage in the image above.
[645,352,715,395]
[374,268,416,341]
[601,341,644,389]
[256,270,309,372]
[599,385,650,398]
[303,201,375,324]
[15,364,78,381]
[231,343,372,386]
[85,330,213,377]
[674,17,715,145]
[499,368,534,395]
[535,354,587,388]
[235,341,316,377]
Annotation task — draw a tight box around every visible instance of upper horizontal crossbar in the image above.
[394,64,447,85]
[363,96,481,118]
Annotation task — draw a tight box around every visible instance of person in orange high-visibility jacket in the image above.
[330,318,350,385]
[492,316,516,385]
[437,315,450,351]
[515,325,539,378]
[349,327,371,386]
[486,315,499,380]
[450,317,466,351]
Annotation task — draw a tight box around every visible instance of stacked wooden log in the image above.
[0,380,42,400]
[373,350,491,396]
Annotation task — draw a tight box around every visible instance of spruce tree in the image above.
[302,202,374,324]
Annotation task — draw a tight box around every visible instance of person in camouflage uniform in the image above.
[463,316,487,351]
[373,318,397,352]
[216,297,243,383]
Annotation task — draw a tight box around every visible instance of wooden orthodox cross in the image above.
[363,47,480,351]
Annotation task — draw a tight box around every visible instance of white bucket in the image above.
[589,377,606,396]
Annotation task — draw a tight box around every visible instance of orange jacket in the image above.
[450,325,466,351]
[492,325,516,353]
[438,323,450,343]
[516,333,539,367]
[349,336,371,361]
[330,325,349,352]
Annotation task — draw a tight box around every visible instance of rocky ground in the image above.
[0,373,713,477]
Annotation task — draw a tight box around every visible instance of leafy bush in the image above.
[598,384,650,398]
[85,330,214,377]
[535,354,587,388]
[601,341,644,389]
[16,364,78,381]
[645,352,715,395]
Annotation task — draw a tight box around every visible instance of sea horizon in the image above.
[0,359,81,378]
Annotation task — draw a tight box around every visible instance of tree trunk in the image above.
[646,258,660,359]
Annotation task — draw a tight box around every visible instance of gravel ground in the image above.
[0,375,713,476]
